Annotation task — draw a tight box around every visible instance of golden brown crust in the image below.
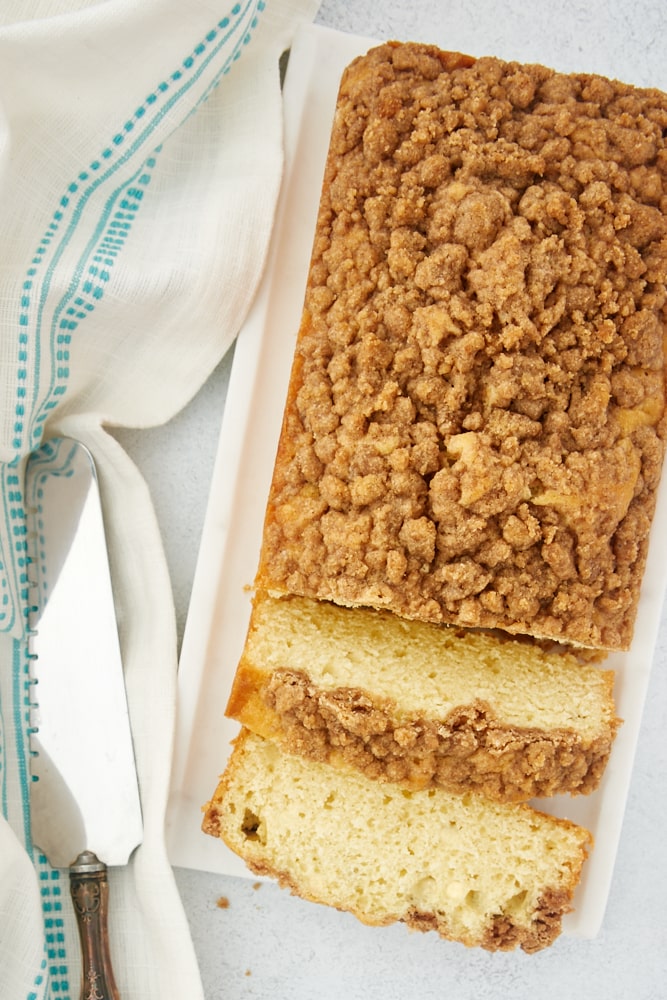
[207,852,569,953]
[227,661,617,802]
[257,42,667,650]
[225,661,284,741]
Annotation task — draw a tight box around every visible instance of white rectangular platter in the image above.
[166,23,667,940]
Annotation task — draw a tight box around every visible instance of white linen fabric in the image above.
[0,1,319,997]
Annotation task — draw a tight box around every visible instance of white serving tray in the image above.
[166,23,667,940]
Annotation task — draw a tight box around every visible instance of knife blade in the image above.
[25,437,143,1000]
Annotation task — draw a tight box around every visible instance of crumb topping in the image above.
[260,43,667,649]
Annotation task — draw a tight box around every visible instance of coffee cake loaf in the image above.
[256,42,667,650]
[203,728,592,953]
[225,592,619,802]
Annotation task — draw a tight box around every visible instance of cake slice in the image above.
[226,592,619,802]
[202,728,592,953]
[256,41,667,651]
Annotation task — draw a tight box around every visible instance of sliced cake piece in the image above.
[226,593,619,803]
[202,728,592,953]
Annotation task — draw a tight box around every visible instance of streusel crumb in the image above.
[258,42,667,650]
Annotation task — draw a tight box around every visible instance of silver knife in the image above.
[25,437,143,1000]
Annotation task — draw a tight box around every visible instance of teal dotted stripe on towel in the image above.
[15,0,267,457]
[17,446,76,998]
[26,456,73,999]
[35,156,162,439]
[0,467,30,630]
[12,633,34,847]
[0,0,267,635]
[25,860,68,1000]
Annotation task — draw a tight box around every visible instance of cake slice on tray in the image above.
[226,592,620,802]
[202,728,592,954]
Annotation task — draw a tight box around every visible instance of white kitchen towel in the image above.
[0,1,319,998]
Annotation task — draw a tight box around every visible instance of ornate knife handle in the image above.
[70,851,120,1000]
